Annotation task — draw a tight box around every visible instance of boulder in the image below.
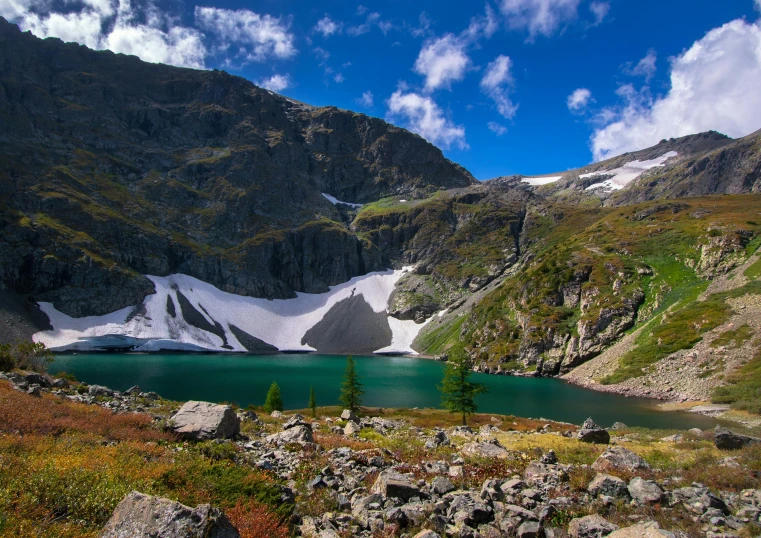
[592,446,650,473]
[100,491,239,537]
[610,422,627,430]
[170,401,240,441]
[341,409,359,422]
[51,377,69,388]
[425,430,450,449]
[431,476,456,495]
[462,441,510,459]
[568,515,619,538]
[283,414,308,430]
[587,474,629,499]
[89,384,114,397]
[714,426,761,450]
[344,421,362,436]
[371,470,420,501]
[266,425,313,445]
[628,477,664,504]
[516,520,543,537]
[270,410,284,419]
[413,531,441,538]
[24,372,51,388]
[607,521,675,537]
[577,418,609,444]
[125,385,141,395]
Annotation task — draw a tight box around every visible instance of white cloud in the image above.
[258,73,290,92]
[314,15,341,37]
[623,49,657,82]
[347,11,380,36]
[589,1,609,25]
[414,33,471,92]
[592,19,761,161]
[387,90,467,149]
[567,87,592,111]
[463,4,499,40]
[105,24,207,68]
[410,11,433,38]
[358,90,374,107]
[480,54,518,119]
[334,73,344,83]
[500,0,580,39]
[21,9,105,49]
[756,0,761,12]
[313,47,330,63]
[195,7,296,62]
[487,121,507,135]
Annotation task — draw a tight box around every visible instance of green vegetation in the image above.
[711,324,755,349]
[745,255,761,279]
[309,386,317,418]
[263,382,283,413]
[338,356,364,413]
[0,341,53,373]
[713,348,761,414]
[438,346,487,425]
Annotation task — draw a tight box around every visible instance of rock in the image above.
[540,450,557,464]
[607,521,675,537]
[568,515,619,537]
[344,421,361,436]
[688,428,702,436]
[24,372,51,387]
[282,414,308,430]
[660,434,683,442]
[88,384,114,397]
[125,385,140,395]
[587,474,629,499]
[577,418,610,444]
[628,477,664,504]
[27,384,41,397]
[371,470,420,501]
[412,531,441,538]
[517,520,543,537]
[431,476,456,495]
[714,426,761,450]
[341,409,359,422]
[610,422,627,430]
[524,462,568,486]
[100,491,239,537]
[170,401,241,441]
[426,430,451,449]
[266,425,313,445]
[592,446,650,473]
[51,377,69,388]
[462,440,510,459]
[270,410,284,419]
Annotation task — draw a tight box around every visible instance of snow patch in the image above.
[583,151,677,191]
[521,175,562,186]
[34,268,432,355]
[321,193,363,208]
[374,316,431,355]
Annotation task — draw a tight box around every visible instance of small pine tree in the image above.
[438,345,487,426]
[338,356,364,413]
[309,386,317,417]
[263,382,284,413]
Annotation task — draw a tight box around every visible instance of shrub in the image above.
[263,382,283,413]
[226,499,290,538]
[0,341,53,373]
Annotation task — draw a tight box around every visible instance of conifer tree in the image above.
[309,386,317,417]
[263,381,284,413]
[338,356,364,413]
[438,345,487,425]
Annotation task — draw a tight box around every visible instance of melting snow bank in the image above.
[321,193,363,208]
[34,268,429,355]
[583,151,678,191]
[521,175,562,186]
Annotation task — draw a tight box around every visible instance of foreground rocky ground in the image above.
[2,370,761,538]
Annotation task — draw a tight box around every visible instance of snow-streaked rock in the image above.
[583,151,677,191]
[522,175,562,186]
[321,193,363,208]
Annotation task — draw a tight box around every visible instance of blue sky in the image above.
[3,0,761,179]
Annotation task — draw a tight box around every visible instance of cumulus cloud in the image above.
[592,19,761,161]
[589,1,609,25]
[623,49,657,82]
[258,73,290,92]
[358,90,374,107]
[567,87,592,111]
[314,14,341,37]
[500,0,581,39]
[487,121,508,135]
[480,55,518,119]
[387,90,468,149]
[414,33,471,92]
[463,4,499,40]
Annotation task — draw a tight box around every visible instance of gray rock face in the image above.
[592,446,650,473]
[371,470,420,501]
[628,477,664,504]
[714,426,761,450]
[587,474,629,499]
[568,515,619,538]
[577,418,610,444]
[100,491,239,538]
[170,401,241,441]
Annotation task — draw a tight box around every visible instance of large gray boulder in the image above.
[587,474,630,499]
[568,514,619,537]
[170,401,241,441]
[628,477,664,504]
[592,446,650,473]
[577,418,610,444]
[266,424,314,445]
[100,491,239,537]
[714,426,761,450]
[371,470,420,501]
[462,440,510,459]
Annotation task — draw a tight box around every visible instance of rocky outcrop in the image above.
[592,446,650,473]
[170,401,240,441]
[714,427,761,450]
[100,491,239,538]
[577,418,610,444]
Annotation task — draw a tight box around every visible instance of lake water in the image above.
[49,353,719,430]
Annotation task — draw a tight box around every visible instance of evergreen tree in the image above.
[263,382,284,413]
[338,356,364,413]
[309,386,317,417]
[438,345,487,425]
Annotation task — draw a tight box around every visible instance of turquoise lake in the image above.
[49,353,720,430]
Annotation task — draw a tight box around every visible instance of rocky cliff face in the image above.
[0,18,475,317]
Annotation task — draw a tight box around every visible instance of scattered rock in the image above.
[516,520,543,537]
[344,421,361,436]
[568,514,619,538]
[100,491,239,537]
[267,425,313,445]
[170,401,241,441]
[592,446,650,473]
[610,422,628,430]
[88,384,114,397]
[714,426,761,450]
[371,470,420,501]
[587,474,629,499]
[282,414,308,430]
[462,440,510,459]
[577,418,610,444]
[270,410,284,419]
[341,409,359,422]
[628,477,664,504]
[431,476,456,495]
[607,521,675,537]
